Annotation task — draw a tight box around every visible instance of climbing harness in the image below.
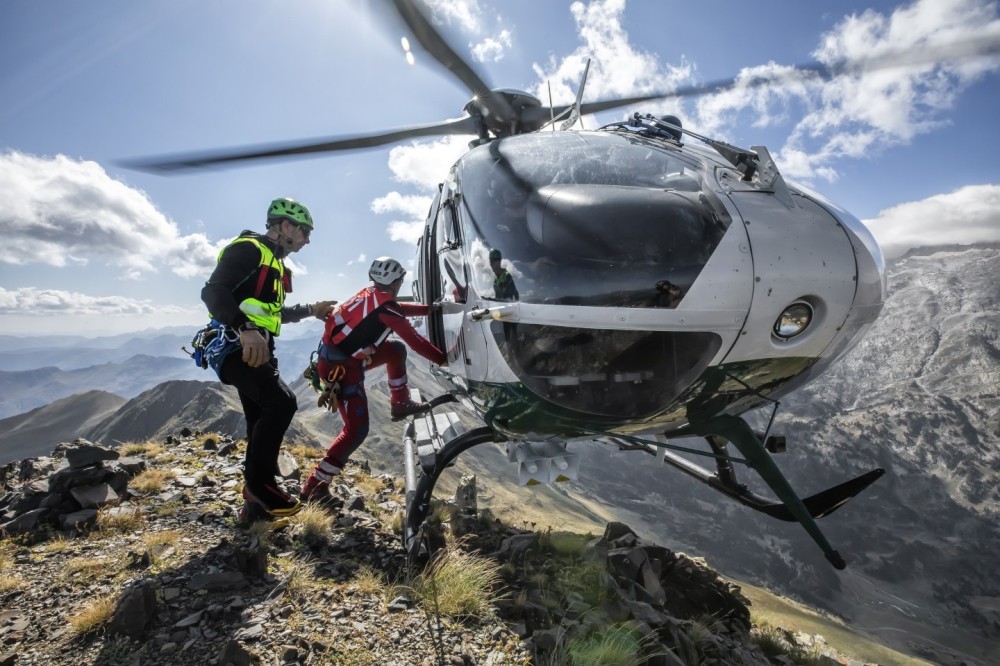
[303,350,347,412]
[183,319,242,378]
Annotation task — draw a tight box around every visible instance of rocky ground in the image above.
[0,435,881,666]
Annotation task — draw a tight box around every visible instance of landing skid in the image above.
[398,397,883,570]
[611,414,884,569]
[401,392,502,563]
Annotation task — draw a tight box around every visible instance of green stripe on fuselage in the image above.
[435,356,819,439]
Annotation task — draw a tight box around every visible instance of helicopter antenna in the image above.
[548,81,555,131]
[560,58,592,131]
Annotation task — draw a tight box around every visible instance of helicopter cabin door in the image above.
[435,191,474,368]
[419,188,445,352]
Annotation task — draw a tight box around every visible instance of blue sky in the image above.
[1,0,999,335]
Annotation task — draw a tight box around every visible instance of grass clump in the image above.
[1,541,24,593]
[412,547,501,618]
[130,468,176,494]
[96,508,145,535]
[350,469,388,497]
[751,619,824,665]
[0,574,19,595]
[563,623,654,666]
[0,541,16,569]
[40,535,74,554]
[68,593,116,637]
[120,440,163,457]
[293,504,333,545]
[64,556,112,580]
[277,556,320,600]
[195,433,219,450]
[352,564,387,597]
[541,530,591,558]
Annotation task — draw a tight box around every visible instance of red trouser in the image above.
[315,340,410,473]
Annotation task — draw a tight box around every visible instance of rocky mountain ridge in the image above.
[0,437,904,666]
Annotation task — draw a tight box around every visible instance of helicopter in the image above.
[124,0,1000,570]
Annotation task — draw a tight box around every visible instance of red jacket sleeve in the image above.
[379,311,447,365]
[399,302,430,317]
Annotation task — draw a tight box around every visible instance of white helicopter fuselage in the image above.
[416,129,885,440]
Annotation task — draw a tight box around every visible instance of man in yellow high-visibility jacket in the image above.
[201,197,334,521]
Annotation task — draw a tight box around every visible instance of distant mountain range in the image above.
[0,244,997,665]
[0,321,326,419]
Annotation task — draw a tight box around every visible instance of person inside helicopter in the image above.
[489,248,519,302]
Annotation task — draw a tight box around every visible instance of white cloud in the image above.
[385,135,470,189]
[0,152,224,278]
[0,286,188,316]
[347,252,368,266]
[371,191,434,245]
[690,0,1000,181]
[423,0,483,32]
[864,184,1000,259]
[471,29,512,62]
[531,0,693,113]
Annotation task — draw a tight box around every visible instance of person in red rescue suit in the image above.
[300,257,447,501]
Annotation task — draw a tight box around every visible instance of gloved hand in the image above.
[317,386,338,412]
[311,300,338,321]
[239,328,269,368]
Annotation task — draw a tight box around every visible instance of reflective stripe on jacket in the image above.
[217,236,286,336]
[323,285,398,359]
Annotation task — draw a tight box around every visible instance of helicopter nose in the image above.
[714,189,885,396]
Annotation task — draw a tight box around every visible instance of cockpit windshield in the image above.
[456,132,731,308]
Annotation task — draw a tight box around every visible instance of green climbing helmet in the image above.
[267,197,313,228]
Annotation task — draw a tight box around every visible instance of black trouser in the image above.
[219,353,298,489]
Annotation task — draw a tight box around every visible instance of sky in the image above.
[1,0,999,336]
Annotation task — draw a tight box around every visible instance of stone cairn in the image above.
[1,439,146,537]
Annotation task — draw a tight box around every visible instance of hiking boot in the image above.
[242,483,302,518]
[299,477,331,503]
[237,500,271,526]
[390,398,431,421]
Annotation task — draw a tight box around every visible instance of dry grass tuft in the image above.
[352,564,386,597]
[68,594,116,638]
[293,505,333,544]
[194,433,219,450]
[751,619,824,665]
[0,574,19,595]
[141,530,181,550]
[412,546,501,618]
[563,623,655,666]
[120,440,163,457]
[351,470,387,497]
[40,536,73,553]
[0,542,15,570]
[542,530,591,558]
[279,556,319,599]
[96,508,145,535]
[130,468,177,494]
[64,556,110,578]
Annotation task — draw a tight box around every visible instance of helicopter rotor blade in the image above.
[388,0,516,126]
[119,115,480,173]
[524,32,1000,124]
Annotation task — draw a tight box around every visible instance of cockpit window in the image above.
[456,132,731,308]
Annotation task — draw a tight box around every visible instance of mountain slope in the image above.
[0,390,126,465]
[0,355,206,419]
